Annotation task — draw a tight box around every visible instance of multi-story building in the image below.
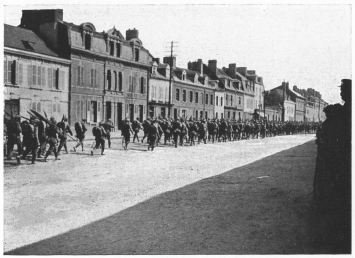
[4,24,70,122]
[148,58,171,118]
[163,57,215,120]
[19,9,151,129]
[236,67,255,120]
[246,70,264,119]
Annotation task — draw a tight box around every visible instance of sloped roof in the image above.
[289,88,305,99]
[4,24,60,57]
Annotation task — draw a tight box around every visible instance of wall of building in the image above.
[284,100,296,121]
[4,51,69,122]
[214,91,224,119]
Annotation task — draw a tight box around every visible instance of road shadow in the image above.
[5,141,349,255]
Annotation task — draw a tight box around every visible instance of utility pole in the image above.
[282,80,285,122]
[167,41,174,118]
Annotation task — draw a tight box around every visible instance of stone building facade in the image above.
[4,24,70,122]
[19,9,150,129]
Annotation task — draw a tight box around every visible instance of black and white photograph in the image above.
[2,1,352,255]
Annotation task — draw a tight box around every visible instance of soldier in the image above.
[57,116,73,154]
[132,117,142,143]
[141,117,151,143]
[6,115,23,161]
[20,117,39,164]
[73,119,87,152]
[147,118,162,151]
[180,118,188,146]
[121,118,134,150]
[171,118,182,148]
[101,119,114,148]
[91,122,107,155]
[188,120,198,146]
[197,119,207,144]
[44,116,61,162]
[37,119,47,158]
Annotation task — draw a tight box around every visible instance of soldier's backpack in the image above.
[92,126,102,138]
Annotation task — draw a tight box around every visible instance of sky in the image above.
[3,3,352,104]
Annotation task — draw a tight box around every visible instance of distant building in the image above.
[4,24,70,122]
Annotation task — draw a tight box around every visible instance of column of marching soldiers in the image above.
[4,109,320,164]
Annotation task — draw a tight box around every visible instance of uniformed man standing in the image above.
[91,122,107,155]
[6,115,23,161]
[132,117,142,143]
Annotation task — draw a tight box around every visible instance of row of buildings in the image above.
[4,9,327,131]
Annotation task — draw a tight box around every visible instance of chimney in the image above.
[153,58,160,64]
[258,77,263,84]
[247,70,256,75]
[237,67,247,77]
[197,59,203,75]
[20,9,63,31]
[187,61,193,70]
[126,28,139,40]
[208,60,217,75]
[163,56,176,68]
[228,63,237,79]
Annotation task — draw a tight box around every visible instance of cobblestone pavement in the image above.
[4,134,316,253]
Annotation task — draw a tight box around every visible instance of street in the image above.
[4,134,321,254]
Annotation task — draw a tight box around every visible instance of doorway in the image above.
[139,105,143,122]
[106,101,112,121]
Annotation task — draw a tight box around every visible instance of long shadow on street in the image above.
[5,140,341,254]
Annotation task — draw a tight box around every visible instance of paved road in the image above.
[4,134,318,254]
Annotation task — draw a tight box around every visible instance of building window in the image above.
[182,90,187,102]
[216,96,218,106]
[205,94,209,105]
[116,43,121,57]
[239,97,241,105]
[210,94,213,105]
[107,70,112,90]
[228,111,230,119]
[135,49,139,62]
[118,72,123,91]
[176,89,180,101]
[129,76,133,92]
[182,73,186,81]
[140,77,145,94]
[85,34,91,50]
[189,91,193,102]
[182,109,186,118]
[216,112,218,118]
[109,41,114,56]
[226,94,229,106]
[201,93,204,104]
[231,96,233,106]
[196,110,198,119]
[233,112,236,120]
[200,111,203,119]
[221,97,223,106]
[195,92,199,103]
[113,71,117,90]
[4,60,22,85]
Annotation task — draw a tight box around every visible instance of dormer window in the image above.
[134,49,139,62]
[152,66,157,75]
[194,74,198,83]
[182,71,186,81]
[85,34,91,50]
[204,77,208,86]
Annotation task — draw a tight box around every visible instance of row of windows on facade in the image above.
[175,88,244,107]
[27,100,61,115]
[4,60,64,89]
[75,65,147,93]
[84,34,140,62]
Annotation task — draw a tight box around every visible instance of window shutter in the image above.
[8,61,12,83]
[4,59,7,83]
[91,68,93,87]
[41,67,45,87]
[94,69,97,88]
[48,68,52,88]
[76,100,80,118]
[37,66,42,86]
[81,100,84,119]
[87,100,91,122]
[81,66,84,86]
[32,65,37,86]
[77,66,80,86]
[53,69,56,89]
[143,77,146,94]
[14,60,19,84]
[19,63,23,85]
[129,76,132,91]
[37,102,41,112]
[126,104,129,113]
[32,102,37,111]
[27,65,32,86]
